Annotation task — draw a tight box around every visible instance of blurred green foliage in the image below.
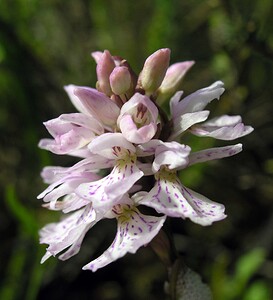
[0,0,272,299]
[211,248,270,300]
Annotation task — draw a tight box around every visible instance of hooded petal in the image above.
[38,134,90,155]
[88,133,136,159]
[117,93,159,144]
[73,86,120,127]
[119,114,157,144]
[152,141,191,172]
[38,113,103,155]
[119,93,159,122]
[83,206,166,271]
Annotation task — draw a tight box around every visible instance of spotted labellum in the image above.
[38,48,253,274]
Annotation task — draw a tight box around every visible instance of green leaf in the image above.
[227,248,266,299]
[5,184,38,239]
[243,280,271,300]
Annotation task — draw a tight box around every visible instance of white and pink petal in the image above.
[153,141,191,172]
[139,175,226,226]
[40,204,98,262]
[59,113,104,135]
[117,93,159,144]
[73,86,120,127]
[170,81,225,118]
[40,156,112,186]
[136,139,163,157]
[188,144,243,166]
[64,85,93,116]
[170,110,210,140]
[190,122,254,140]
[38,172,101,210]
[51,193,90,213]
[83,207,166,271]
[119,114,157,144]
[118,93,159,122]
[202,115,242,127]
[76,163,144,213]
[88,133,136,159]
[38,113,102,155]
[157,61,195,101]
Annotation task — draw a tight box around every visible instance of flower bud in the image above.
[109,66,131,96]
[157,61,195,103]
[137,48,170,95]
[96,50,115,96]
[119,59,138,98]
[91,51,103,64]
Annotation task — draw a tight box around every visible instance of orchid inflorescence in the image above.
[38,48,253,272]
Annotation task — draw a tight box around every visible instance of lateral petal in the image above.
[170,110,210,140]
[170,81,225,118]
[190,123,254,140]
[188,144,243,166]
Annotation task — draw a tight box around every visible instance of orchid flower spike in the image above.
[38,47,253,272]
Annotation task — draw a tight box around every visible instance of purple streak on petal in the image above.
[139,174,226,226]
[40,204,99,263]
[188,144,243,166]
[82,208,166,272]
[76,163,143,213]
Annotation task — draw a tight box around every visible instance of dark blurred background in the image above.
[0,0,272,299]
